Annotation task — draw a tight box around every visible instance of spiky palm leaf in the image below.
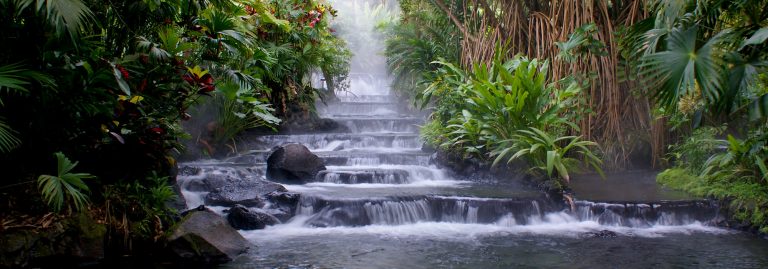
[37,152,95,212]
[0,63,54,152]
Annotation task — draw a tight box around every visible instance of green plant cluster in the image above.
[381,0,460,103]
[625,0,768,122]
[420,54,603,187]
[384,0,602,189]
[0,0,350,249]
[626,0,768,233]
[658,127,768,233]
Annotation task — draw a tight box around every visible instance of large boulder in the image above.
[226,204,281,230]
[167,210,250,264]
[205,179,287,207]
[266,143,326,183]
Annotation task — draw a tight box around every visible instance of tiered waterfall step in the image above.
[317,150,432,166]
[332,117,422,133]
[294,194,721,228]
[314,165,450,184]
[251,133,422,151]
[318,101,402,117]
[336,94,394,103]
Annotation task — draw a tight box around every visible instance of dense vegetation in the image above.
[385,0,767,232]
[0,0,349,255]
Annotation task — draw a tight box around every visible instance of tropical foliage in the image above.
[419,53,602,187]
[0,0,350,253]
[390,0,655,169]
[658,127,768,233]
[381,0,460,103]
[622,0,768,234]
[37,152,95,212]
[389,0,767,231]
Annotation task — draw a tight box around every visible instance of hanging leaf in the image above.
[740,27,768,50]
[111,63,130,95]
[748,94,768,122]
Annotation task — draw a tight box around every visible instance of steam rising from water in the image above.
[329,0,399,96]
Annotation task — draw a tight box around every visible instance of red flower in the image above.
[149,127,165,135]
[116,64,130,80]
[139,79,148,92]
[245,5,257,15]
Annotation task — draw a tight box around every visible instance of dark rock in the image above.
[582,230,618,238]
[267,191,300,206]
[263,208,293,223]
[278,117,350,134]
[314,118,350,133]
[167,210,250,264]
[167,175,188,213]
[307,208,365,228]
[227,205,281,230]
[185,179,210,192]
[0,213,106,268]
[266,143,326,183]
[421,143,437,154]
[184,168,251,193]
[205,179,287,207]
[265,191,301,222]
[179,166,202,176]
[181,205,213,217]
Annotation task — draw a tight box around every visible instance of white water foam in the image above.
[241,217,730,243]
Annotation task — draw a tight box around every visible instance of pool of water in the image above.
[226,225,768,269]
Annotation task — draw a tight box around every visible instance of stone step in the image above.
[247,133,422,151]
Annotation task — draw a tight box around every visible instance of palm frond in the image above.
[640,26,725,110]
[37,152,95,212]
[0,118,21,153]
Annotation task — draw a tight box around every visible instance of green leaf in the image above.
[748,94,768,121]
[0,118,21,153]
[111,63,130,95]
[740,27,768,49]
[37,152,94,212]
[555,160,570,182]
[260,11,291,32]
[641,26,724,109]
[546,150,556,177]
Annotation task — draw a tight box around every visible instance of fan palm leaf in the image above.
[9,0,93,37]
[640,26,725,110]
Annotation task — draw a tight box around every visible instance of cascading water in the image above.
[176,0,768,267]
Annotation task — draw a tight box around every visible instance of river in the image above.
[177,1,768,268]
